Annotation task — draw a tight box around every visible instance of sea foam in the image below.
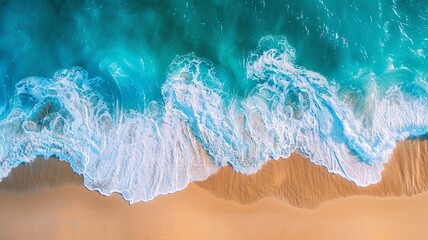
[0,36,427,202]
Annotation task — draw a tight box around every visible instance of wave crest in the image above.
[0,36,427,202]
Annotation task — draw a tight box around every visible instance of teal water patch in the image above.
[2,0,425,104]
[0,0,427,202]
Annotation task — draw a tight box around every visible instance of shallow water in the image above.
[0,0,427,202]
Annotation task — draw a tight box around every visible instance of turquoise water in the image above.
[0,0,427,202]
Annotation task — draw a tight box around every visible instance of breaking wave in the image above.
[0,36,427,203]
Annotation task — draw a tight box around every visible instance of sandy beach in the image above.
[199,138,428,208]
[0,139,428,239]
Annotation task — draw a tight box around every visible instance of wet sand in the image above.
[199,139,428,208]
[0,139,428,239]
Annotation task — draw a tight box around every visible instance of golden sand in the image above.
[0,157,82,192]
[198,139,428,208]
[1,182,428,240]
[0,139,427,239]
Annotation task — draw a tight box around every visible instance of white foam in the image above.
[0,36,427,202]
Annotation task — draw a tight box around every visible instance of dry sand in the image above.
[1,182,428,240]
[0,139,428,239]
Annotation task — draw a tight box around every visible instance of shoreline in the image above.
[1,139,428,239]
[2,138,428,208]
[198,138,428,208]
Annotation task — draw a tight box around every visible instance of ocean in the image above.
[0,0,427,202]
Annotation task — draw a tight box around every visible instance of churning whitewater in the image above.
[0,36,427,202]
